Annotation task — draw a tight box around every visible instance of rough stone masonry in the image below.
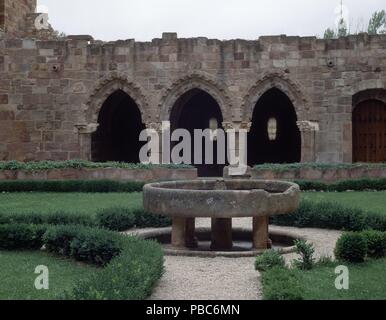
[0,0,386,167]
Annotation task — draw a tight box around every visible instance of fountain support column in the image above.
[253,216,269,250]
[171,217,187,248]
[211,218,233,250]
[185,218,198,248]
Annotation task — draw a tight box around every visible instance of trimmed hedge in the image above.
[254,162,386,172]
[271,200,386,232]
[360,230,386,259]
[0,223,163,300]
[295,178,386,192]
[0,180,145,193]
[0,160,192,171]
[0,208,171,231]
[261,266,304,300]
[334,232,368,263]
[255,250,285,272]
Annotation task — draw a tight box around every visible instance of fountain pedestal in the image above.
[144,179,300,253]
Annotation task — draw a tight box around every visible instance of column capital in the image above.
[297,121,320,132]
[222,121,252,132]
[75,123,99,134]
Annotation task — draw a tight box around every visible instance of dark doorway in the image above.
[353,99,386,163]
[92,90,145,163]
[170,89,225,177]
[248,88,301,166]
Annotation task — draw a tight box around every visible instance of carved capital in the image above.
[75,123,99,134]
[222,121,252,132]
[297,121,319,132]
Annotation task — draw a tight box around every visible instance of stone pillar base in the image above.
[253,216,269,250]
[171,217,187,248]
[211,218,233,250]
[185,218,198,248]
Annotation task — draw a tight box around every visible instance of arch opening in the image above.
[353,98,386,163]
[248,88,301,166]
[91,90,145,163]
[170,88,226,177]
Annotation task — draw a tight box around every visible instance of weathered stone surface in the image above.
[0,0,386,164]
[143,179,300,218]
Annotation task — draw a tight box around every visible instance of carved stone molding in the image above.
[222,121,252,132]
[75,123,99,134]
[297,121,320,132]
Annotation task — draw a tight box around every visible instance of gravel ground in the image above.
[129,218,342,300]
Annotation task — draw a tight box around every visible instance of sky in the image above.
[37,0,385,41]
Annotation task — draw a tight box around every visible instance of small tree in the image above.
[324,28,336,39]
[368,10,386,35]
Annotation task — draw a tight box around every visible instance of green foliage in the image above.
[0,224,46,250]
[254,162,386,172]
[95,207,136,231]
[293,240,315,270]
[271,200,369,232]
[0,160,192,171]
[335,232,368,263]
[368,10,386,35]
[66,238,164,300]
[324,28,336,39]
[0,180,145,193]
[0,223,164,300]
[133,209,171,228]
[255,250,286,272]
[361,230,386,259]
[261,266,304,300]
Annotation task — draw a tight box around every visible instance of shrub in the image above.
[0,160,192,171]
[0,222,164,300]
[43,225,122,266]
[66,238,164,300]
[0,180,145,193]
[335,232,368,263]
[271,200,369,232]
[361,230,386,259]
[133,209,171,228]
[261,266,304,300]
[0,224,46,250]
[96,207,136,231]
[255,250,286,272]
[293,240,315,270]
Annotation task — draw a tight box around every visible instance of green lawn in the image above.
[303,191,386,214]
[296,259,386,300]
[0,251,98,300]
[0,192,143,216]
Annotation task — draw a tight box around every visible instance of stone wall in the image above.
[0,1,386,164]
[2,0,36,37]
[0,167,198,182]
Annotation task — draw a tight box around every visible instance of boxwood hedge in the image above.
[0,223,163,300]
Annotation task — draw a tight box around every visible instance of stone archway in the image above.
[248,88,301,165]
[91,89,145,163]
[78,76,149,161]
[159,72,233,122]
[169,88,226,177]
[243,73,315,163]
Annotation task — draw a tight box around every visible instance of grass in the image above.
[303,191,386,214]
[0,192,143,217]
[295,259,386,300]
[0,251,98,300]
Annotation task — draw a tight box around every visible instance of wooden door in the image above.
[353,100,386,163]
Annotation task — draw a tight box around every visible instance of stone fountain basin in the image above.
[143,179,300,218]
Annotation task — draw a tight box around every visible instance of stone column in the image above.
[297,121,320,163]
[171,217,187,248]
[144,122,163,165]
[75,123,99,160]
[185,218,198,248]
[252,216,269,250]
[211,218,233,250]
[222,121,252,178]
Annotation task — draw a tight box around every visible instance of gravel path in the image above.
[130,218,342,300]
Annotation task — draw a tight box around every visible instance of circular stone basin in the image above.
[143,179,300,252]
[137,227,301,258]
